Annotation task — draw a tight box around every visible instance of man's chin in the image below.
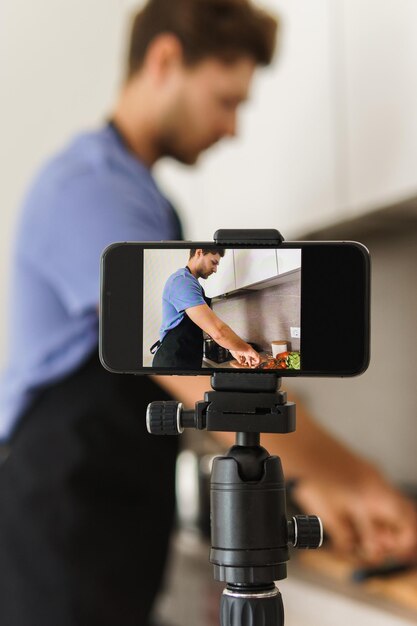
[171,143,217,165]
[165,147,202,166]
[177,152,201,166]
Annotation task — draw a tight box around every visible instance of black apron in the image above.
[0,350,179,626]
[152,268,211,370]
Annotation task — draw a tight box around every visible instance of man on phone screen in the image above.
[152,248,260,369]
[0,1,416,625]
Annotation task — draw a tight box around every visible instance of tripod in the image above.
[147,230,323,626]
[147,372,322,625]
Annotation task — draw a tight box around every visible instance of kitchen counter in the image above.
[202,352,271,369]
[296,548,417,615]
[153,531,417,626]
[202,356,234,369]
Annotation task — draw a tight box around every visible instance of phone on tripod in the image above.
[100,240,370,377]
[99,232,369,625]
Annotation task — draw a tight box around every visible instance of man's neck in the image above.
[187,264,199,279]
[111,85,161,168]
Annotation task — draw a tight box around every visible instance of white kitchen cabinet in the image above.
[156,1,417,240]
[234,248,278,289]
[203,248,236,298]
[277,249,301,274]
[335,0,417,216]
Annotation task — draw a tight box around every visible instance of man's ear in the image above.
[144,34,184,81]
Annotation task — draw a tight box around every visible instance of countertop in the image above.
[153,531,417,626]
[203,351,271,369]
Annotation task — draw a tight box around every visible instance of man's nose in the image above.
[212,265,218,273]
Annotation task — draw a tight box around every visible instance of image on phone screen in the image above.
[143,247,302,371]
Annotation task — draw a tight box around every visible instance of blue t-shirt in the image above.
[0,124,182,440]
[160,268,206,341]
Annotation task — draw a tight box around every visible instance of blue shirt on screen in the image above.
[0,123,182,441]
[160,268,206,341]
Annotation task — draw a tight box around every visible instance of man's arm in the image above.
[185,303,260,365]
[152,374,417,563]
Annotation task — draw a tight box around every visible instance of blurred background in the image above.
[1,1,417,624]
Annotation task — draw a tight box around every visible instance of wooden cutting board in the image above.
[297,549,417,612]
[229,359,251,368]
[229,352,271,368]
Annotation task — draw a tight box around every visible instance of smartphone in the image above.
[99,241,370,377]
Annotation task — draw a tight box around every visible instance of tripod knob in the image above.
[220,586,284,626]
[288,515,323,549]
[146,401,184,435]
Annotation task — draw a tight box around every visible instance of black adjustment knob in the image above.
[146,401,184,435]
[220,587,284,626]
[288,515,323,549]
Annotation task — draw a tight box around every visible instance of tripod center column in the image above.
[236,432,260,447]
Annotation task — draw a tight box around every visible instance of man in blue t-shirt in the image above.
[0,3,281,625]
[153,248,261,369]
[1,1,416,625]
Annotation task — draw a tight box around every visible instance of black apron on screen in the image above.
[152,268,211,370]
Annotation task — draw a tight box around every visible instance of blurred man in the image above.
[0,1,416,625]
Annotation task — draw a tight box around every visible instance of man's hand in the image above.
[293,465,417,564]
[185,304,258,356]
[230,347,261,368]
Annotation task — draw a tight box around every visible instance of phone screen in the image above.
[100,241,370,377]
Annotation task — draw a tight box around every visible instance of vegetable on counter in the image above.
[286,351,300,369]
[258,351,300,370]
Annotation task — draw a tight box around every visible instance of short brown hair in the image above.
[189,247,226,258]
[127,0,278,79]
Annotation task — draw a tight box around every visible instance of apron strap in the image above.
[150,340,161,354]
